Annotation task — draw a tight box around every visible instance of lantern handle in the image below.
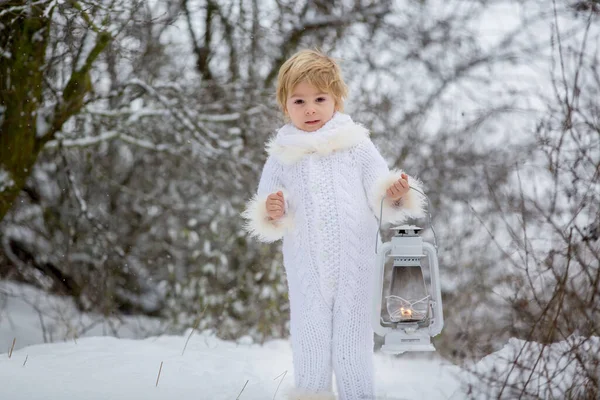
[375,187,438,253]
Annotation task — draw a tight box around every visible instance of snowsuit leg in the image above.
[331,262,376,400]
[288,272,334,393]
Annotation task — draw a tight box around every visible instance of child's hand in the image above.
[265,191,285,220]
[386,173,410,201]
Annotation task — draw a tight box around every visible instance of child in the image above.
[242,49,426,400]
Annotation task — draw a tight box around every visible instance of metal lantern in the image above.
[372,192,443,354]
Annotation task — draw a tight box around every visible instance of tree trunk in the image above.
[0,1,111,222]
[0,1,50,221]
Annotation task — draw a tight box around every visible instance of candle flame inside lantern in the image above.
[386,295,430,322]
[400,307,413,317]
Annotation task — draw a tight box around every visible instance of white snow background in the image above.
[2,281,598,400]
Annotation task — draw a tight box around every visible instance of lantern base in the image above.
[381,343,436,354]
[380,330,436,355]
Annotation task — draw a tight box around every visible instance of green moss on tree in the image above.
[0,1,112,222]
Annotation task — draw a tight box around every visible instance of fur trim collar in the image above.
[266,112,369,165]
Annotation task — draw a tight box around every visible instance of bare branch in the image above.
[264,2,391,87]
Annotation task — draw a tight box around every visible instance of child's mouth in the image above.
[306,120,320,125]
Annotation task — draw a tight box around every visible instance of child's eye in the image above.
[294,99,304,105]
[316,97,326,102]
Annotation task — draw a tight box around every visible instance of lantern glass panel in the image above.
[382,257,430,323]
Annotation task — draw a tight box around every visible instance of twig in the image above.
[70,1,103,34]
[8,337,15,358]
[23,355,28,366]
[155,361,163,387]
[273,370,287,400]
[182,305,208,356]
[236,380,249,399]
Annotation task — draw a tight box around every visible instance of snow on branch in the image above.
[196,106,263,122]
[0,46,11,59]
[44,131,181,155]
[125,79,225,158]
[0,168,15,193]
[294,3,389,31]
[86,108,170,121]
[0,0,52,18]
[86,105,262,123]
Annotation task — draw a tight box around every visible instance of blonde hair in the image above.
[276,49,348,113]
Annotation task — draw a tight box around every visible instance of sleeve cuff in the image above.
[369,169,427,225]
[241,189,294,243]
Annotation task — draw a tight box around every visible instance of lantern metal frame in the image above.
[372,188,443,354]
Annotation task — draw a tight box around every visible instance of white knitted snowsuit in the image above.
[243,113,426,400]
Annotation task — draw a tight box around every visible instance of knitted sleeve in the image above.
[241,156,293,242]
[358,139,426,225]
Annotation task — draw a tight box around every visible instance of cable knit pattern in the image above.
[243,112,426,399]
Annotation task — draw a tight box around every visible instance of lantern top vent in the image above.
[391,225,422,236]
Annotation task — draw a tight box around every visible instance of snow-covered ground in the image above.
[1,330,464,400]
[1,281,598,399]
[0,281,166,352]
[1,281,463,399]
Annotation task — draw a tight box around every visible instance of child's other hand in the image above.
[266,191,285,220]
[386,173,410,201]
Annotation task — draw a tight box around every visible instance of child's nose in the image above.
[305,107,316,115]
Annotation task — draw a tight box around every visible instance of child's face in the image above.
[285,81,337,132]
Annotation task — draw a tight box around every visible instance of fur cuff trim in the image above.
[241,189,293,243]
[285,388,336,400]
[370,169,427,225]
